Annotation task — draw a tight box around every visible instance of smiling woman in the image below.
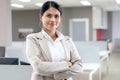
[26,1,83,80]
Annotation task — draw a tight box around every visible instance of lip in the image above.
[49,23,56,26]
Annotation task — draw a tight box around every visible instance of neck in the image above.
[44,29,58,41]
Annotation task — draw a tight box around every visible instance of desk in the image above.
[0,65,32,80]
[79,51,110,80]
[73,63,100,80]
[1,64,100,80]
[99,50,110,61]
[83,63,100,80]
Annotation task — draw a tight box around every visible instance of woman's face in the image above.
[40,7,61,31]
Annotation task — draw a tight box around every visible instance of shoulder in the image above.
[26,32,43,40]
[64,36,72,41]
[64,36,75,45]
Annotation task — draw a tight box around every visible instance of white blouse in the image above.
[42,30,66,62]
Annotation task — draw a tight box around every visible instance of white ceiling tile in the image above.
[11,0,120,11]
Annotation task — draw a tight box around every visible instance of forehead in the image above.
[44,7,60,15]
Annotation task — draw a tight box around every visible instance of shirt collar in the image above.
[41,29,64,41]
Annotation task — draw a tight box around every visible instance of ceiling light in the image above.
[11,4,24,8]
[35,3,43,7]
[19,0,31,2]
[80,0,91,6]
[116,0,120,4]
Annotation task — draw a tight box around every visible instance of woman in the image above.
[26,1,83,80]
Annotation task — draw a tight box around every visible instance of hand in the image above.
[37,55,44,61]
[67,61,72,67]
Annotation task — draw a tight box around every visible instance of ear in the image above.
[39,14,42,22]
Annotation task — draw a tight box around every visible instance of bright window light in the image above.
[19,0,31,2]
[11,4,24,8]
[80,0,91,6]
[35,3,43,7]
[116,0,120,4]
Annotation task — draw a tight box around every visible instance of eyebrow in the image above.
[46,12,60,15]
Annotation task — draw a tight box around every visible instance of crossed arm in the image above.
[26,35,83,79]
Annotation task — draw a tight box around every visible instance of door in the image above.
[70,18,89,41]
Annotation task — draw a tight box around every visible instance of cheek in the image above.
[41,18,48,24]
[57,18,61,24]
[41,15,47,22]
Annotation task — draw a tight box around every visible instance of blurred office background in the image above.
[0,0,120,80]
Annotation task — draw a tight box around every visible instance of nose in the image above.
[50,16,56,21]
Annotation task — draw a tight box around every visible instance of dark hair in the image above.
[39,1,62,16]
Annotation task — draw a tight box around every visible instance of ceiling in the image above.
[11,0,120,11]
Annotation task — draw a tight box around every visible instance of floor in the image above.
[103,53,120,80]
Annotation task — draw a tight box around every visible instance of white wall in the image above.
[0,0,12,46]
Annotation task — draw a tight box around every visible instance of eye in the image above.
[46,14,52,18]
[54,14,59,18]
